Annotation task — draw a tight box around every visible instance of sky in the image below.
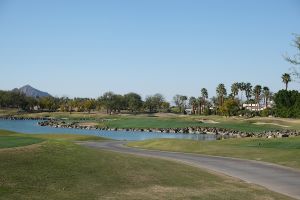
[0,0,300,101]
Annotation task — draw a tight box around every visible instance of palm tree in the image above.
[281,73,291,90]
[216,84,227,106]
[188,97,197,114]
[179,95,188,113]
[196,97,202,115]
[245,83,252,101]
[231,82,239,99]
[262,86,270,108]
[201,88,208,113]
[253,85,262,111]
[201,88,208,100]
[210,96,218,115]
[238,82,246,101]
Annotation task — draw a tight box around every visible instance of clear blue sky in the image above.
[1,0,300,100]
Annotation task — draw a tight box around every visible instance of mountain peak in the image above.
[16,85,51,98]
[22,84,33,88]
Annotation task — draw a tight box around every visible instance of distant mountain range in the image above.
[13,85,51,98]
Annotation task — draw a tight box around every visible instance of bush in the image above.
[274,90,300,118]
[219,99,240,116]
[260,108,273,117]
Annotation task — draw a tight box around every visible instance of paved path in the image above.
[79,141,300,199]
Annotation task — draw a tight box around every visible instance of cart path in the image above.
[79,141,300,199]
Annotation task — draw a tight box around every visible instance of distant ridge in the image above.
[14,85,51,98]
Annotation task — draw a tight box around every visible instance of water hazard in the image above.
[0,120,216,141]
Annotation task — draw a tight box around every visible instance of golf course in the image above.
[1,0,300,199]
[0,129,297,200]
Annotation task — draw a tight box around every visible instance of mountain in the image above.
[15,85,51,98]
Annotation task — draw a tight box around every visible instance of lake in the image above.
[0,120,216,141]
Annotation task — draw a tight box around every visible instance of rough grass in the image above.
[128,137,300,169]
[0,139,293,200]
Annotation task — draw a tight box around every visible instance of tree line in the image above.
[0,73,296,117]
[0,81,274,116]
[0,91,170,114]
[0,35,299,118]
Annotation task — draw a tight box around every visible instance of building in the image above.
[243,101,273,111]
[242,103,262,111]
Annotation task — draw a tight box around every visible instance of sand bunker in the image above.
[78,122,98,127]
[253,122,290,128]
[198,119,220,124]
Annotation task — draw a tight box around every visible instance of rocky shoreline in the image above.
[0,116,49,121]
[1,117,300,139]
[37,119,300,139]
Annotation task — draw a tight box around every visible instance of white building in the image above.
[185,108,193,115]
[242,103,262,111]
[243,102,273,111]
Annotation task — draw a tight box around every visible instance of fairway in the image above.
[129,137,300,169]
[99,116,202,129]
[0,130,294,200]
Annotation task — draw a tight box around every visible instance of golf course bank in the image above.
[38,119,300,139]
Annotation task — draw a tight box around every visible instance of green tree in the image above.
[98,91,115,114]
[219,99,240,117]
[200,88,208,114]
[253,85,262,110]
[145,93,165,113]
[238,82,246,101]
[39,97,59,111]
[188,96,197,114]
[216,83,227,107]
[173,94,181,112]
[124,93,143,113]
[72,98,81,112]
[59,97,70,112]
[173,94,187,113]
[274,90,300,118]
[179,96,188,113]
[201,88,208,100]
[160,101,170,112]
[83,99,96,113]
[231,82,239,99]
[245,83,253,101]
[281,73,291,90]
[262,86,270,108]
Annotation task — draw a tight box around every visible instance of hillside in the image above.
[15,85,51,98]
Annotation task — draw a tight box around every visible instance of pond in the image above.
[0,120,216,141]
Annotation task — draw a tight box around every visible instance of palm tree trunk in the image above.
[199,103,201,115]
